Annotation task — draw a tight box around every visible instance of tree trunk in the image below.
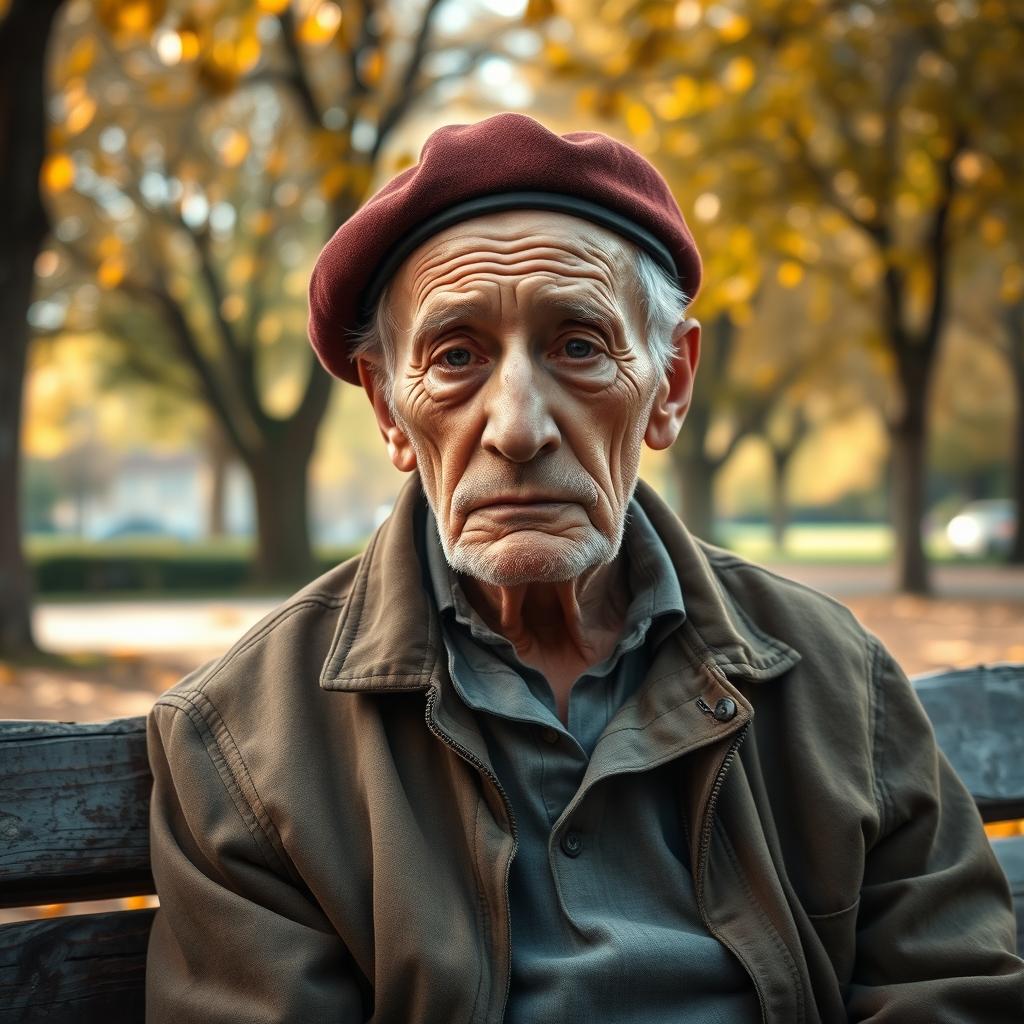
[242,369,331,586]
[889,401,930,595]
[885,289,936,595]
[0,0,66,656]
[671,447,716,543]
[770,449,791,552]
[669,361,718,542]
[1006,306,1024,564]
[0,301,36,656]
[207,458,227,539]
[1011,373,1024,564]
[247,442,317,585]
[205,424,231,539]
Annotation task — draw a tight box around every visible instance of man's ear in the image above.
[356,357,417,472]
[645,318,701,451]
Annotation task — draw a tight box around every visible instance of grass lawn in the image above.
[718,521,959,565]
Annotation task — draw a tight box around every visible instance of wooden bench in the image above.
[0,718,153,1020]
[1,665,1021,1021]
[908,662,1024,952]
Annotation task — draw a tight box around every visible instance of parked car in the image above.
[945,499,1016,557]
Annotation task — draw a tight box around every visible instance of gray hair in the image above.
[630,247,690,374]
[349,243,688,390]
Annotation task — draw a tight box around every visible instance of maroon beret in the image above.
[308,112,701,384]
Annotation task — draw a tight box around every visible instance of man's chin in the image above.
[445,530,617,586]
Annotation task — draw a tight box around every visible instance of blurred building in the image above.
[49,451,253,542]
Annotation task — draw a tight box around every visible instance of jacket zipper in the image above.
[424,687,518,1023]
[693,713,769,1024]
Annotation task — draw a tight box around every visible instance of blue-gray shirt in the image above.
[425,501,761,1022]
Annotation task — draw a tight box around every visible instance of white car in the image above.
[945,499,1016,557]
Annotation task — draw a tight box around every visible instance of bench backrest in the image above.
[1,665,1022,1020]
[0,718,153,1020]
[911,663,1024,823]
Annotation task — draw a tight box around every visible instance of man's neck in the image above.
[460,556,630,720]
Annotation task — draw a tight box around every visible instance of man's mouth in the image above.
[469,495,578,513]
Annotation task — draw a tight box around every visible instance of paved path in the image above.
[764,563,1024,600]
[33,564,1023,659]
[34,597,283,660]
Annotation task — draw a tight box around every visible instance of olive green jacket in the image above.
[146,475,1023,1023]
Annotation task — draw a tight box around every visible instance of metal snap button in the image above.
[713,697,737,722]
[560,830,583,857]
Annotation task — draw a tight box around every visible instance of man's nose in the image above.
[480,352,560,463]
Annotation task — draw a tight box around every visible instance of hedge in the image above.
[29,542,363,596]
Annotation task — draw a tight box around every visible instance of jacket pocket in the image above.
[805,896,860,991]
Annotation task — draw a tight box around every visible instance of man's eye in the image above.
[442,348,472,367]
[564,339,596,359]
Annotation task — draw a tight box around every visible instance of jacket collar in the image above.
[320,474,799,693]
[632,478,801,682]
[320,474,443,692]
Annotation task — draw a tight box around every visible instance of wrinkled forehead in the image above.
[389,209,638,320]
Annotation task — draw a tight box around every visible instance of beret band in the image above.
[360,190,679,323]
[308,112,701,384]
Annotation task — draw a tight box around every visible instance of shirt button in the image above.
[714,697,738,722]
[540,727,559,745]
[560,830,583,858]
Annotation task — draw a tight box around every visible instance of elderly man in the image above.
[146,114,1022,1023]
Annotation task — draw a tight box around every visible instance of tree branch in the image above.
[713,353,811,470]
[345,0,378,107]
[405,44,490,108]
[287,352,334,446]
[58,238,256,461]
[784,119,886,244]
[101,337,196,401]
[276,6,325,127]
[872,32,918,231]
[185,223,267,429]
[142,283,256,462]
[370,0,445,158]
[244,184,279,347]
[921,124,968,354]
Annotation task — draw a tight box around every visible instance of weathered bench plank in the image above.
[911,664,1024,823]
[0,909,153,1023]
[0,718,153,908]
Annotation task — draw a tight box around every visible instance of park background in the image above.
[1,0,1023,933]
[2,0,1023,727]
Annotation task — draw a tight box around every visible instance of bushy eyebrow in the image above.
[411,299,485,343]
[544,295,614,326]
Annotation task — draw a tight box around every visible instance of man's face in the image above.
[363,210,696,586]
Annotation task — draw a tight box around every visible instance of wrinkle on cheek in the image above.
[396,393,481,538]
[609,424,636,503]
[616,365,660,421]
[409,432,452,518]
[564,430,615,513]
[400,379,433,422]
[579,414,640,513]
